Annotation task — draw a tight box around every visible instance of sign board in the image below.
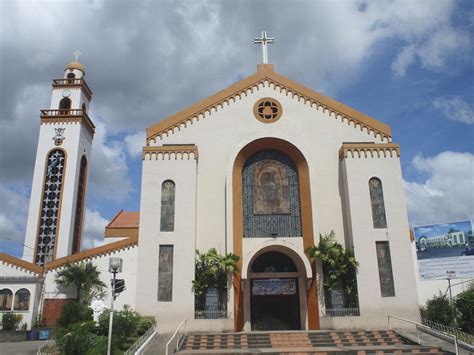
[252,279,297,295]
[413,220,474,280]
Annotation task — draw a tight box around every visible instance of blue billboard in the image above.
[413,220,474,280]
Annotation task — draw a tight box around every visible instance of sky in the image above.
[0,0,473,258]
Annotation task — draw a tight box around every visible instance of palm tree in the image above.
[55,261,106,303]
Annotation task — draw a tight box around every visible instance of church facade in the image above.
[0,60,420,332]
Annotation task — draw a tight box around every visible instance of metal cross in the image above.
[254,31,275,64]
[73,50,82,61]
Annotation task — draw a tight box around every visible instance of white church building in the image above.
[0,51,421,332]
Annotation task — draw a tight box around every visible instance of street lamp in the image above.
[107,257,123,355]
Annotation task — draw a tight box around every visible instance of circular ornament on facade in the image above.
[253,97,283,123]
[62,89,71,98]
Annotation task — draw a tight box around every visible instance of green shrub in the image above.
[56,321,106,355]
[137,316,156,336]
[2,313,23,330]
[98,305,140,348]
[455,285,474,333]
[56,300,92,328]
[420,294,454,326]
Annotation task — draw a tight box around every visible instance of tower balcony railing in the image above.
[52,78,92,99]
[40,109,95,134]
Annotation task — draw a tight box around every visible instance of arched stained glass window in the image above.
[160,180,175,232]
[0,289,13,311]
[72,156,87,254]
[369,177,387,228]
[242,150,302,238]
[14,289,30,311]
[35,149,66,265]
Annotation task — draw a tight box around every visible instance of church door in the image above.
[249,251,302,331]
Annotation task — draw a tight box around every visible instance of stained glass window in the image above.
[35,149,66,265]
[369,177,387,229]
[160,180,175,232]
[72,156,87,254]
[0,289,12,311]
[14,289,30,311]
[243,150,302,238]
[158,245,173,302]
[376,241,395,297]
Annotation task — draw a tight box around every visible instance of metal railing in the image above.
[52,78,92,97]
[165,319,187,355]
[194,309,228,319]
[37,338,55,355]
[387,314,460,355]
[40,109,89,118]
[323,307,360,317]
[421,318,474,345]
[124,326,157,355]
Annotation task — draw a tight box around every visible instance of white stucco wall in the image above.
[136,156,197,332]
[341,153,420,327]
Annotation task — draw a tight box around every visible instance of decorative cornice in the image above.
[45,235,138,271]
[0,253,43,275]
[52,78,93,101]
[146,64,391,144]
[40,109,95,136]
[339,143,400,160]
[142,145,198,161]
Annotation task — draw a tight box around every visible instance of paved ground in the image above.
[0,340,45,355]
[143,332,172,355]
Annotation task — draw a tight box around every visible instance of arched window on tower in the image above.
[72,156,87,254]
[369,177,387,228]
[160,180,175,232]
[66,72,75,80]
[14,289,30,311]
[59,97,71,111]
[35,149,66,265]
[0,289,13,311]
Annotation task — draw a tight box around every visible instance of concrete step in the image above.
[177,330,447,354]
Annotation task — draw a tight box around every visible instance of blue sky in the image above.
[0,0,473,258]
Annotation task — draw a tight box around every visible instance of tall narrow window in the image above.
[14,289,30,311]
[36,149,66,265]
[375,241,395,297]
[369,177,387,228]
[0,289,13,311]
[158,245,174,302]
[72,156,87,254]
[160,180,175,232]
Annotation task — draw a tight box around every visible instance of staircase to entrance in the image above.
[175,330,450,354]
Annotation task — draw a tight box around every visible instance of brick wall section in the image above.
[43,298,73,326]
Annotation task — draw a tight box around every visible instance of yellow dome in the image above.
[65,61,85,72]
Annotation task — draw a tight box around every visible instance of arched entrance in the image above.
[248,250,304,330]
[232,138,319,331]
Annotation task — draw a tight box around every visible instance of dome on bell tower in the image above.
[65,60,85,72]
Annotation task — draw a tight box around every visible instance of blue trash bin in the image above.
[38,330,50,340]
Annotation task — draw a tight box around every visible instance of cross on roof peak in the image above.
[254,31,275,64]
[73,50,82,62]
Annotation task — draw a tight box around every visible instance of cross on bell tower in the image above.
[254,31,275,64]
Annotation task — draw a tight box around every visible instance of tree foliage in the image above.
[56,300,92,329]
[55,261,106,304]
[98,305,141,349]
[192,248,240,297]
[420,294,454,327]
[454,283,474,333]
[307,231,359,293]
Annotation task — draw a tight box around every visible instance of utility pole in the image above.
[107,257,123,355]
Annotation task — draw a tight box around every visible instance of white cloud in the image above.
[88,113,133,202]
[81,208,109,251]
[124,131,145,157]
[433,96,474,125]
[404,151,474,226]
[0,185,29,243]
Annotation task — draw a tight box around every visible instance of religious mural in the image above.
[254,160,289,215]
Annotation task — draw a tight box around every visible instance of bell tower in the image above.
[23,55,95,265]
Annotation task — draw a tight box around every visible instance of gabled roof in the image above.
[105,209,139,239]
[0,253,43,275]
[146,64,391,144]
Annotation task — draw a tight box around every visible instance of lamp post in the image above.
[107,257,123,355]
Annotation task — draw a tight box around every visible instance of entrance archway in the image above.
[248,250,303,330]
